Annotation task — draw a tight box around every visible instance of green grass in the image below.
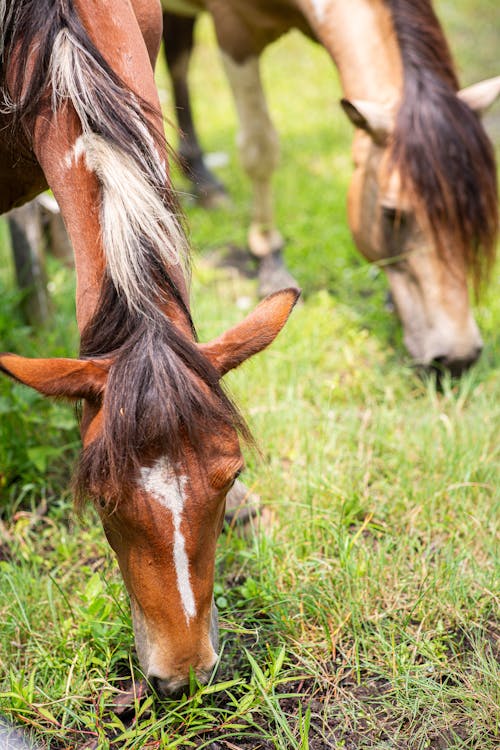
[1,3,499,748]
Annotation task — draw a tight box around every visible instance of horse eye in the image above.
[382,206,406,226]
[382,206,398,223]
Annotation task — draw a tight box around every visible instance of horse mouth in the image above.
[149,664,216,698]
[413,347,483,380]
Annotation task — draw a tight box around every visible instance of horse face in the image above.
[99,427,243,696]
[346,129,482,374]
[0,287,299,696]
[342,76,500,375]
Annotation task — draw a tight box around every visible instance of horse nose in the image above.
[141,602,219,699]
[149,662,216,698]
[149,674,189,699]
[431,342,483,377]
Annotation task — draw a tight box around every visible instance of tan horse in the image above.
[0,0,298,695]
[162,0,500,374]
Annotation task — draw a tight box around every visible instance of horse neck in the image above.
[298,0,403,108]
[28,0,192,337]
[34,108,191,340]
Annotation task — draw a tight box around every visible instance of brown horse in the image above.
[0,0,298,696]
[162,0,500,375]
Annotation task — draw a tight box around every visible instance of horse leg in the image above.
[162,11,227,208]
[8,200,51,327]
[220,53,298,297]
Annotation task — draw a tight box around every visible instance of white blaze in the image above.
[141,458,196,623]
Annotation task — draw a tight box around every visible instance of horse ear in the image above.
[0,354,109,400]
[341,99,394,144]
[200,288,300,376]
[457,75,500,116]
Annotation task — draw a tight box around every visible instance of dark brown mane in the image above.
[75,277,250,507]
[1,0,249,505]
[386,0,498,290]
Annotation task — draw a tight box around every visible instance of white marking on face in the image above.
[64,135,87,169]
[140,458,196,623]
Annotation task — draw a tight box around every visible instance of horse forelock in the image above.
[386,0,498,290]
[74,278,251,510]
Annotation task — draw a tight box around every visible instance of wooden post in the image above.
[38,193,74,267]
[8,200,52,327]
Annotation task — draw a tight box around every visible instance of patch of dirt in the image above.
[50,618,500,749]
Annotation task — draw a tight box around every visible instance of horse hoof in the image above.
[248,225,284,258]
[257,252,299,298]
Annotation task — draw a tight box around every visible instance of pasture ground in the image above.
[0,2,499,748]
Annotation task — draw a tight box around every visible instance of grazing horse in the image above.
[162,0,500,374]
[0,0,298,696]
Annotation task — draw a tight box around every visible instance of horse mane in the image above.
[75,277,250,508]
[1,0,190,314]
[1,0,249,505]
[386,0,498,290]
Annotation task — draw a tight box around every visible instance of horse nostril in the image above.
[430,355,448,372]
[429,352,480,379]
[149,675,189,700]
[148,675,161,694]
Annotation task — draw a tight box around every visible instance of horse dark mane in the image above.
[75,277,250,508]
[386,0,498,290]
[1,0,249,505]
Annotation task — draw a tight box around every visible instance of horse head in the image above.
[342,75,500,375]
[0,287,299,695]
